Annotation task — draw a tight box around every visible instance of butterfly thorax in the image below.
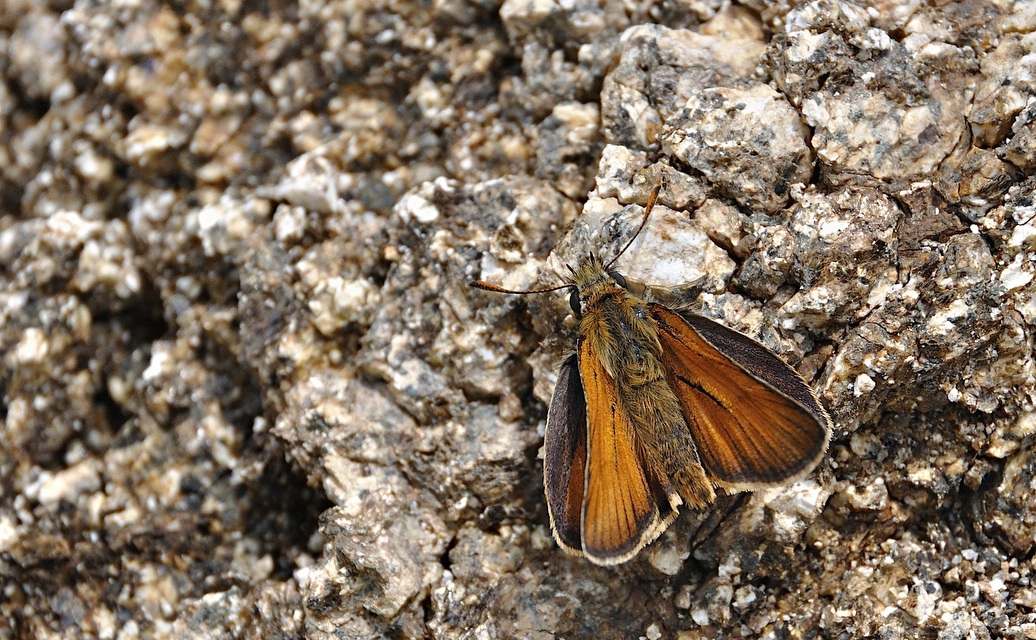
[573,258,666,387]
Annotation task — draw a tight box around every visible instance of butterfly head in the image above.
[568,253,631,317]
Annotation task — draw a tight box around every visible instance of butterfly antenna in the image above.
[470,280,574,295]
[605,185,661,272]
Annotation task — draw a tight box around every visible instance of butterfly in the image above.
[472,186,831,565]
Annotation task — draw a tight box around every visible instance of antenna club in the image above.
[604,184,662,272]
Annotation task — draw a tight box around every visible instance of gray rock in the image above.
[3,1,1036,638]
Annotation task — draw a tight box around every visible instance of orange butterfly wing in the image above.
[577,339,669,564]
[650,305,831,490]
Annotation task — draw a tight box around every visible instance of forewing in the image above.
[578,340,665,565]
[543,354,587,554]
[650,305,831,490]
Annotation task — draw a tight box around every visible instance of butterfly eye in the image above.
[609,270,627,289]
[569,289,582,316]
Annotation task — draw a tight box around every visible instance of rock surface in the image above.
[1,1,1035,638]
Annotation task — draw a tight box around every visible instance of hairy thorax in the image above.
[580,288,667,388]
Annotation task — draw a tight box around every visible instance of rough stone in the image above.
[663,84,813,215]
[3,1,1036,639]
